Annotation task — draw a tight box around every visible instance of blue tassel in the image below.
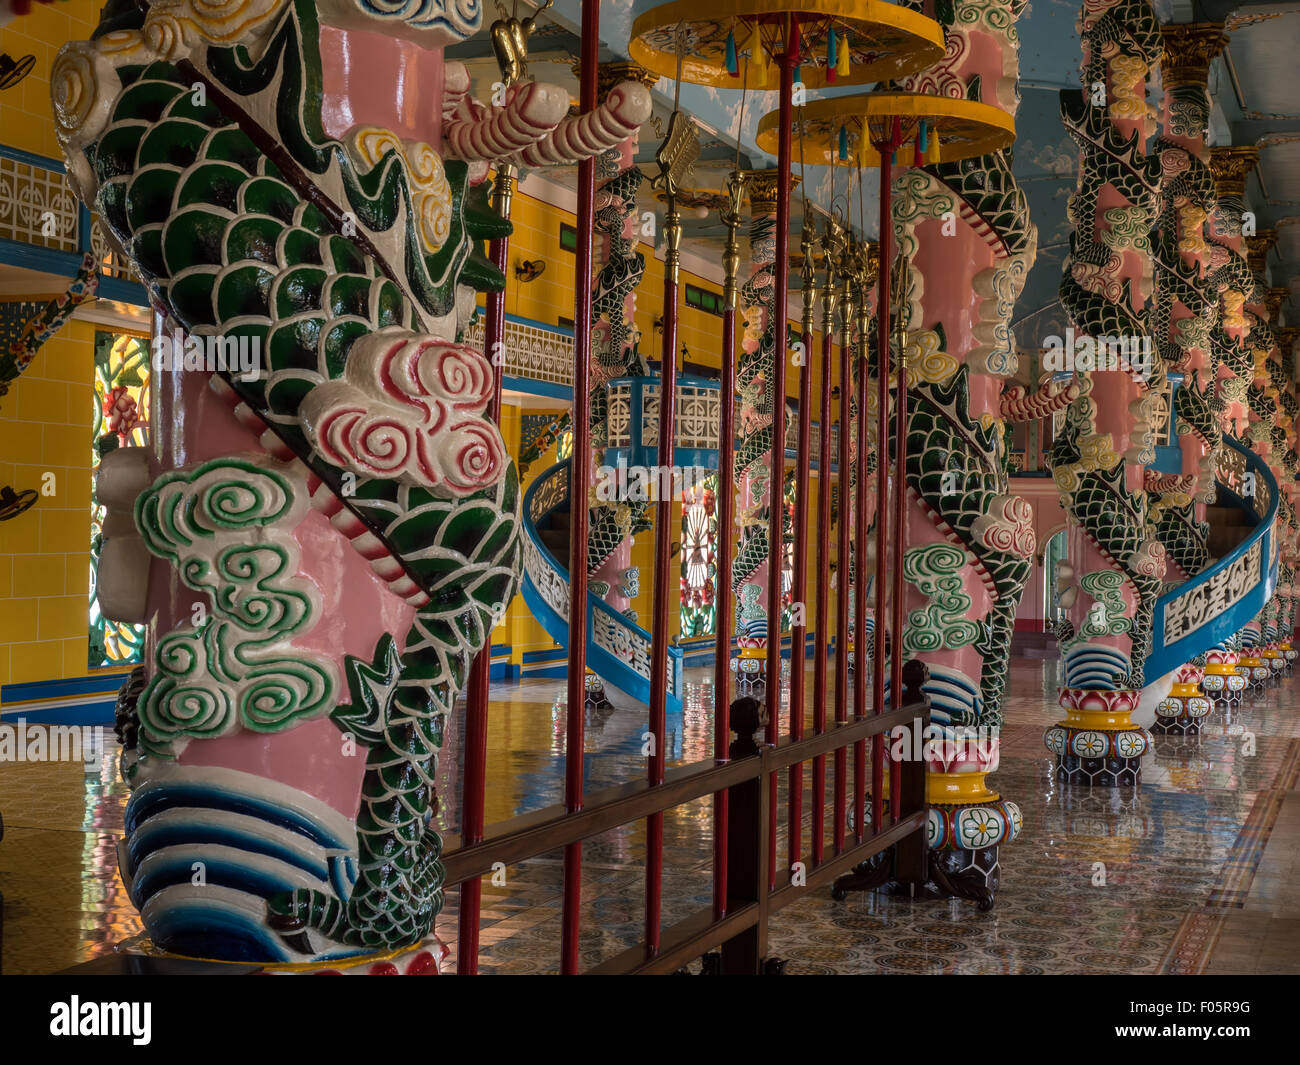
[827,28,838,82]
[794,64,802,84]
[918,120,928,154]
[838,124,848,161]
[725,29,739,77]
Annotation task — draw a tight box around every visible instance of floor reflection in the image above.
[2,655,1299,973]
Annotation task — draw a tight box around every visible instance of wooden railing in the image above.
[444,660,931,974]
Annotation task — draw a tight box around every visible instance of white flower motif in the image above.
[959,808,1004,849]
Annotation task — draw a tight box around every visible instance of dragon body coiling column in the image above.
[890,0,1043,903]
[732,171,782,698]
[1047,0,1166,785]
[1146,24,1226,735]
[56,0,648,970]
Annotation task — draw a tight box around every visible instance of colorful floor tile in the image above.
[2,656,1299,974]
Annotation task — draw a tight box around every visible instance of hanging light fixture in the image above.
[515,258,546,282]
[0,52,35,91]
[0,484,37,521]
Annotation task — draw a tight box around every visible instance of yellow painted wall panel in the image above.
[64,553,89,596]
[11,553,65,600]
[0,513,42,556]
[14,378,69,425]
[38,508,87,555]
[37,594,87,641]
[7,639,63,685]
[0,599,38,644]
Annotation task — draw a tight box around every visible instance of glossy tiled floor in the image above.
[2,654,1299,974]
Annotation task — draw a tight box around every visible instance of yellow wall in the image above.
[504,182,830,387]
[0,3,105,688]
[0,1,100,160]
[0,319,98,685]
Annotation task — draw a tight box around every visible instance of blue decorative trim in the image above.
[0,144,65,171]
[1146,434,1279,680]
[1,672,131,703]
[501,374,572,401]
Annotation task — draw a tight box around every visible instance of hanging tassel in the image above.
[827,28,838,82]
[917,120,928,155]
[794,64,802,84]
[748,24,769,82]
[928,129,941,164]
[838,124,849,161]
[725,28,739,77]
[890,115,903,148]
[837,31,851,77]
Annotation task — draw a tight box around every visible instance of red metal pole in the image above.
[788,313,811,875]
[854,320,870,841]
[889,163,907,825]
[456,167,512,975]
[764,14,796,890]
[872,139,895,832]
[560,0,598,976]
[646,208,680,954]
[812,323,833,865]
[834,281,852,854]
[713,195,740,917]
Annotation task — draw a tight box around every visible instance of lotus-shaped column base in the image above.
[1045,688,1152,787]
[1152,666,1212,737]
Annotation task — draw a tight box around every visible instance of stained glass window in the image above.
[89,331,150,669]
[679,473,717,637]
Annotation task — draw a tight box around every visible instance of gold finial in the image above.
[799,223,819,333]
[821,217,843,333]
[862,241,880,287]
[652,114,699,283]
[490,0,553,87]
[721,171,748,309]
[839,237,858,345]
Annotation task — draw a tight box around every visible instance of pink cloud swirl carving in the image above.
[301,328,506,498]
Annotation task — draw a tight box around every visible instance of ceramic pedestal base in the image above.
[1152,668,1212,737]
[584,672,615,714]
[1264,646,1285,686]
[1202,661,1246,708]
[1045,688,1151,787]
[1240,656,1271,697]
[731,647,767,700]
[830,770,1019,911]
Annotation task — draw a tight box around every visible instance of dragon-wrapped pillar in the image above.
[57,0,648,970]
[584,61,660,711]
[1046,0,1166,786]
[888,0,1039,905]
[1145,24,1227,735]
[732,170,783,699]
